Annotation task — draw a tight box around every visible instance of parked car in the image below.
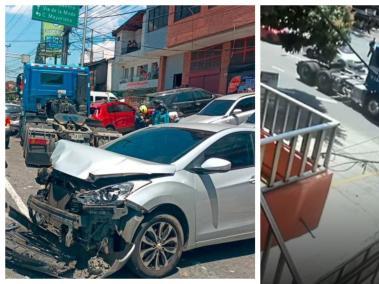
[179,93,255,125]
[90,101,136,133]
[261,26,288,44]
[5,103,22,135]
[144,88,217,119]
[241,112,255,127]
[90,91,119,102]
[30,123,254,278]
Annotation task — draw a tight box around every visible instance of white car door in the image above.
[192,131,255,242]
[220,97,255,125]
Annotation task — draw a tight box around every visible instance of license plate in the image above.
[69,133,84,140]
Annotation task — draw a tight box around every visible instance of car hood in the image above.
[179,115,223,124]
[51,140,176,181]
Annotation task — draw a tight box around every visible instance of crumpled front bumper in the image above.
[6,196,142,278]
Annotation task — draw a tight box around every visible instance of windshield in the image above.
[146,94,172,106]
[105,127,213,164]
[198,100,235,116]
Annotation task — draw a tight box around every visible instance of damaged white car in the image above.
[7,123,254,278]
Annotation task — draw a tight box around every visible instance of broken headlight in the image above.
[76,181,150,206]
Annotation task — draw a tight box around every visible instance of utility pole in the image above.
[61,26,71,65]
[90,29,94,63]
[80,5,88,66]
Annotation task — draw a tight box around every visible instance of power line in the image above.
[6,6,26,34]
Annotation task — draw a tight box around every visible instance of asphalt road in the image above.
[262,31,379,282]
[5,136,254,279]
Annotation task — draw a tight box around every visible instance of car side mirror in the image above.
[232,108,242,115]
[193,158,231,174]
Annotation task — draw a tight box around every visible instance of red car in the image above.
[261,26,288,44]
[90,101,136,133]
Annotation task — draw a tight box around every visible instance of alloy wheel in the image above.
[139,221,178,270]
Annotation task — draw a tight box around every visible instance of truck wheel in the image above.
[128,213,184,278]
[298,61,320,86]
[106,125,115,131]
[317,70,333,94]
[365,96,379,120]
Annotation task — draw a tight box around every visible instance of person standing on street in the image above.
[152,100,170,125]
[368,37,376,58]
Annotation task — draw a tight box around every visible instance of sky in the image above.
[5,5,145,81]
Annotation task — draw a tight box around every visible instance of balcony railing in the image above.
[121,45,141,55]
[261,83,340,192]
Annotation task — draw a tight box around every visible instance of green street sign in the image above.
[32,6,80,27]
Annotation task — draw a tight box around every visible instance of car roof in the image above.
[217,92,255,101]
[150,122,252,133]
[146,88,208,97]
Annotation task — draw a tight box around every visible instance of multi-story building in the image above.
[84,58,114,92]
[112,10,161,96]
[143,5,255,94]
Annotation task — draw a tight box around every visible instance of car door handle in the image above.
[249,177,255,184]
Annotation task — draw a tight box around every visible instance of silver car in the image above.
[28,123,255,278]
[179,93,255,125]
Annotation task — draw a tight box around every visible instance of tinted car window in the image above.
[105,127,213,164]
[173,92,194,103]
[147,94,173,106]
[193,90,213,100]
[41,73,64,85]
[107,104,118,113]
[201,132,254,169]
[234,97,254,112]
[117,104,134,112]
[198,100,234,116]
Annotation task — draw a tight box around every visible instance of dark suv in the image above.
[145,88,217,117]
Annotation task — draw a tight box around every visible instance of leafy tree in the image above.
[261,6,354,62]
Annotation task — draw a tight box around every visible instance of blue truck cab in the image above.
[22,63,90,116]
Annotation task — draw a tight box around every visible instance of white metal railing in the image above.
[261,83,340,192]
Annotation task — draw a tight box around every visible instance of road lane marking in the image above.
[5,178,29,218]
[271,65,285,72]
[289,54,305,61]
[332,172,379,188]
[316,97,338,104]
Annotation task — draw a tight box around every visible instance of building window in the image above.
[174,6,201,22]
[117,36,120,41]
[137,64,149,81]
[190,45,222,72]
[151,62,159,79]
[208,6,217,9]
[130,67,134,82]
[230,37,255,66]
[148,6,169,32]
[123,68,129,80]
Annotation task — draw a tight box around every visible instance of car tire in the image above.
[317,70,333,95]
[298,61,320,86]
[365,96,379,120]
[128,213,184,278]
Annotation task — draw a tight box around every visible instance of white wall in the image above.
[165,54,184,90]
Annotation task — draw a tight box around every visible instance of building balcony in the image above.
[121,45,141,55]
